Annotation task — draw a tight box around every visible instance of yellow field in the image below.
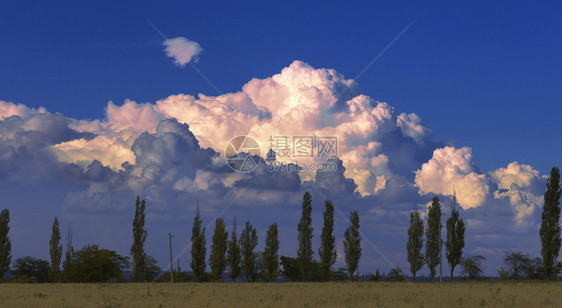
[0,281,561,307]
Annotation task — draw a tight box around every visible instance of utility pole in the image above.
[169,232,174,283]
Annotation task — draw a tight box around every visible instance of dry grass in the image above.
[0,281,561,307]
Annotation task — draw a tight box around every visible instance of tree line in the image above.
[405,167,561,281]
[0,168,559,282]
[0,192,362,283]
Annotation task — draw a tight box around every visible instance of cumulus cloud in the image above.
[490,162,544,228]
[46,61,437,197]
[415,149,545,230]
[397,112,432,144]
[0,61,549,275]
[0,100,46,119]
[490,161,540,190]
[51,135,136,170]
[0,108,94,178]
[314,158,357,194]
[163,37,203,67]
[415,146,490,209]
[61,118,221,212]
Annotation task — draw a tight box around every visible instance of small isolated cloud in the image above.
[163,37,202,67]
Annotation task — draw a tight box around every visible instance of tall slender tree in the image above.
[446,194,465,280]
[319,199,337,281]
[49,216,63,282]
[227,216,242,281]
[297,192,313,281]
[344,210,361,281]
[131,197,147,282]
[0,208,11,281]
[407,211,424,281]
[209,218,228,281]
[425,196,442,281]
[240,220,258,282]
[263,223,280,282]
[190,203,207,282]
[540,167,562,279]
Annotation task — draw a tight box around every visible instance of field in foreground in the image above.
[1,281,561,307]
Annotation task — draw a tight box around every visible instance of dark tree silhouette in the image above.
[425,196,442,281]
[0,208,11,281]
[460,255,485,280]
[227,216,242,281]
[209,218,228,281]
[49,216,63,282]
[240,220,258,282]
[540,167,561,279]
[14,256,49,283]
[297,192,314,281]
[62,245,129,283]
[190,204,207,282]
[263,223,280,282]
[131,197,147,282]
[319,200,337,281]
[344,210,361,281]
[446,195,465,280]
[407,211,424,281]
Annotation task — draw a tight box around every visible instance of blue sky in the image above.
[0,1,561,276]
[2,1,561,172]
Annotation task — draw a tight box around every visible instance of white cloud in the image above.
[397,112,432,144]
[494,188,542,229]
[490,161,540,190]
[0,100,46,119]
[490,162,544,229]
[414,146,490,209]
[51,100,162,169]
[51,135,136,170]
[43,61,437,197]
[0,61,551,275]
[163,37,203,67]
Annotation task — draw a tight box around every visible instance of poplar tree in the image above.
[131,197,147,282]
[425,196,442,281]
[190,204,206,282]
[227,216,242,281]
[540,167,561,279]
[297,192,313,281]
[240,220,258,282]
[49,216,63,282]
[407,211,424,281]
[319,199,337,281]
[209,218,228,281]
[344,210,361,281]
[446,195,465,280]
[0,209,11,281]
[263,223,280,282]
